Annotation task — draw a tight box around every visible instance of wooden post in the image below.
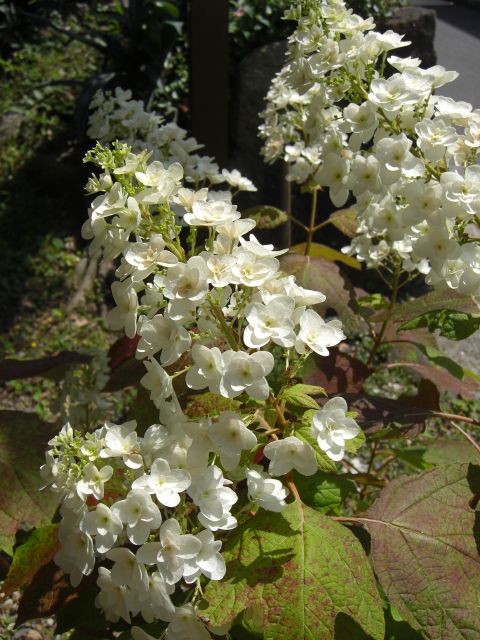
[188,0,229,165]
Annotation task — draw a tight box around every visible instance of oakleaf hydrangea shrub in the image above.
[260,0,480,293]
[41,138,361,636]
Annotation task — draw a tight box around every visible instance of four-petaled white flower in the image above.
[221,350,274,400]
[137,518,202,585]
[246,468,289,512]
[311,397,361,461]
[112,489,162,545]
[80,503,123,553]
[132,458,191,507]
[296,309,345,356]
[77,462,113,501]
[208,411,257,470]
[264,436,317,477]
[136,314,191,365]
[183,529,226,583]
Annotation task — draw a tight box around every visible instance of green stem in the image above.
[304,188,318,256]
[287,180,292,248]
[187,226,198,258]
[209,303,239,351]
[164,240,185,262]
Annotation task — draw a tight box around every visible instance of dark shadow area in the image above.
[224,549,295,587]
[0,128,91,333]
[467,463,480,555]
[334,613,374,639]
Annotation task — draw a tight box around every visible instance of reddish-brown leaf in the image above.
[395,362,479,399]
[0,411,59,555]
[343,392,435,439]
[361,463,480,640]
[108,335,140,370]
[402,379,440,412]
[383,324,438,362]
[301,349,370,394]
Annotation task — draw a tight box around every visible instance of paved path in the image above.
[413,0,480,106]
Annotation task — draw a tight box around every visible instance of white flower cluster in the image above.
[260,0,480,294]
[88,87,257,193]
[43,140,361,636]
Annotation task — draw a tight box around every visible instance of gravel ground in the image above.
[0,588,63,640]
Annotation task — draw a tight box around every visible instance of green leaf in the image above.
[384,604,423,640]
[362,463,480,640]
[345,427,366,455]
[394,440,480,470]
[201,501,385,640]
[357,294,389,311]
[242,205,288,229]
[4,524,59,595]
[391,447,431,470]
[291,242,362,270]
[294,424,337,472]
[399,309,480,341]
[0,411,59,555]
[281,383,326,397]
[294,471,356,514]
[412,343,464,380]
[281,385,322,410]
[372,290,479,324]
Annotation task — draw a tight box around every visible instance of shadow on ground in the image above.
[0,128,91,332]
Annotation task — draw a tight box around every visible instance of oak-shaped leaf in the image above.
[0,411,60,555]
[361,463,480,640]
[201,501,385,640]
